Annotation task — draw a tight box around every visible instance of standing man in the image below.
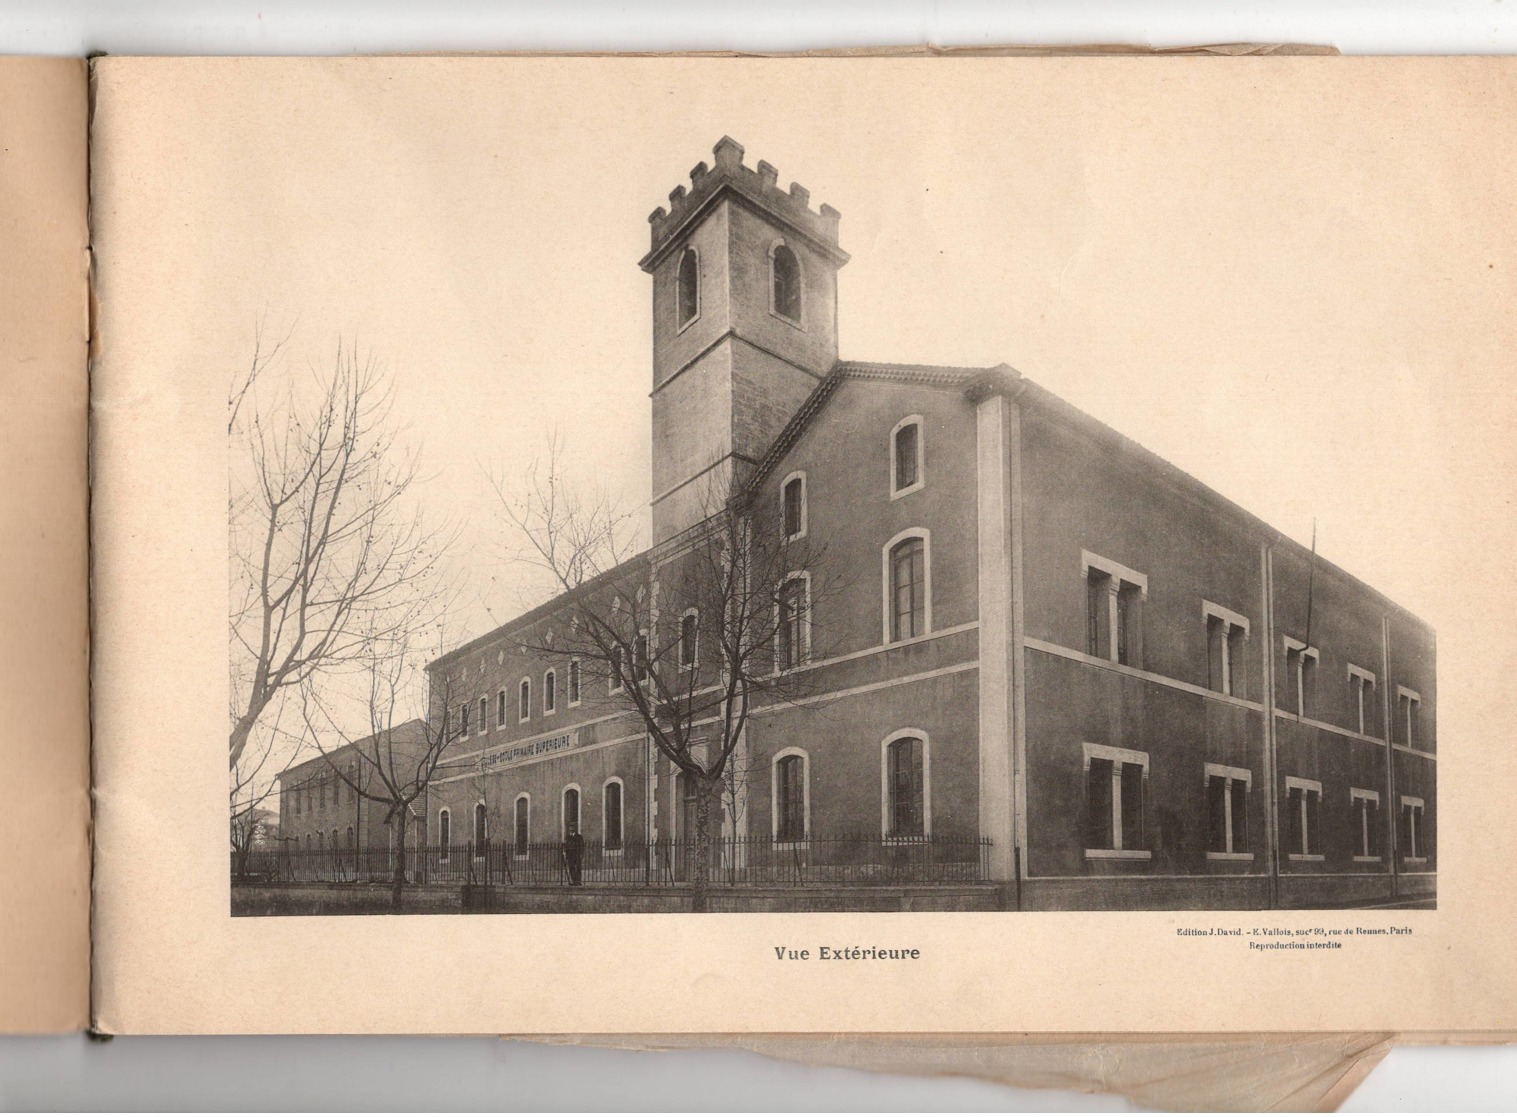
[563,824,585,886]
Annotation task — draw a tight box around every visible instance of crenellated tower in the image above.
[639,137,849,544]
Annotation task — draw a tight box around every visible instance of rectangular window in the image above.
[1284,638,1318,718]
[782,476,805,538]
[634,633,650,682]
[610,648,624,692]
[514,797,529,854]
[1351,788,1380,859]
[478,697,488,735]
[889,538,926,641]
[776,755,806,842]
[460,701,470,737]
[885,737,925,838]
[1286,777,1323,858]
[1081,554,1147,668]
[544,671,556,713]
[1348,665,1376,736]
[1203,602,1250,699]
[680,613,698,669]
[1083,744,1149,857]
[519,679,531,721]
[568,659,581,704]
[1205,765,1251,856]
[779,580,807,670]
[497,689,507,728]
[1401,796,1426,861]
[893,422,919,492]
[1397,687,1421,749]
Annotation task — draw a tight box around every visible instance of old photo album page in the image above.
[89,55,1517,1035]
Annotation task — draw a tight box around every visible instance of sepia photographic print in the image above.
[224,64,1439,921]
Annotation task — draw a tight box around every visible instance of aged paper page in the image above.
[92,56,1517,1035]
[0,57,92,1033]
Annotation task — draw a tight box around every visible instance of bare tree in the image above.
[228,336,448,772]
[230,694,305,878]
[493,446,837,911]
[302,636,462,908]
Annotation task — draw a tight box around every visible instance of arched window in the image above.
[474,802,487,847]
[459,700,471,737]
[568,658,581,705]
[345,826,354,849]
[885,531,930,642]
[890,416,924,496]
[438,809,451,859]
[497,689,507,727]
[677,246,700,327]
[679,610,699,670]
[304,833,311,851]
[773,749,809,843]
[317,830,325,850]
[514,794,530,854]
[603,779,624,851]
[635,631,650,682]
[610,647,625,693]
[544,669,557,714]
[771,243,801,323]
[777,574,809,671]
[781,472,806,540]
[519,677,531,722]
[478,696,488,735]
[882,732,929,838]
[562,786,581,839]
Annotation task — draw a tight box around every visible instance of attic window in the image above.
[677,247,700,328]
[771,243,801,323]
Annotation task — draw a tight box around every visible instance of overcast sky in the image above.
[97,57,1514,765]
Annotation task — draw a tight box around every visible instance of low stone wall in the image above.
[232,881,1001,916]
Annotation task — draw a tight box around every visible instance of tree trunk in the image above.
[392,821,407,909]
[690,774,723,913]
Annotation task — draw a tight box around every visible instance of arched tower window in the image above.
[771,243,801,323]
[677,247,700,327]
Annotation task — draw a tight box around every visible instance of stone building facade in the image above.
[414,138,1434,909]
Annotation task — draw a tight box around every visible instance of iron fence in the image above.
[234,833,991,887]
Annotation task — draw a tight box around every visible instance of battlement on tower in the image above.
[639,136,846,272]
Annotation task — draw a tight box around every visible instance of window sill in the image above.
[769,308,804,331]
[676,312,700,336]
[1085,848,1151,861]
[1287,853,1325,862]
[1353,855,1383,863]
[1404,856,1429,865]
[889,480,925,502]
[1206,851,1254,862]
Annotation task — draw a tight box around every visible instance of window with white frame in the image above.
[1396,686,1421,749]
[1400,795,1426,861]
[459,701,470,738]
[438,808,451,860]
[676,246,699,328]
[771,242,802,323]
[781,472,807,540]
[772,749,809,844]
[544,669,556,714]
[890,416,924,497]
[496,689,507,728]
[882,732,929,839]
[478,696,488,736]
[1285,776,1323,859]
[568,658,581,705]
[1350,787,1381,860]
[1283,637,1319,718]
[519,677,531,722]
[884,530,930,643]
[679,610,699,670]
[777,574,810,671]
[562,786,581,839]
[1348,664,1377,735]
[603,779,624,851]
[1205,763,1251,857]
[1082,552,1147,668]
[1084,743,1149,857]
[1203,601,1250,698]
[513,794,530,854]
[473,802,487,847]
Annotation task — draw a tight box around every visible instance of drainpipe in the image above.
[1260,542,1281,910]
[1383,615,1399,902]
